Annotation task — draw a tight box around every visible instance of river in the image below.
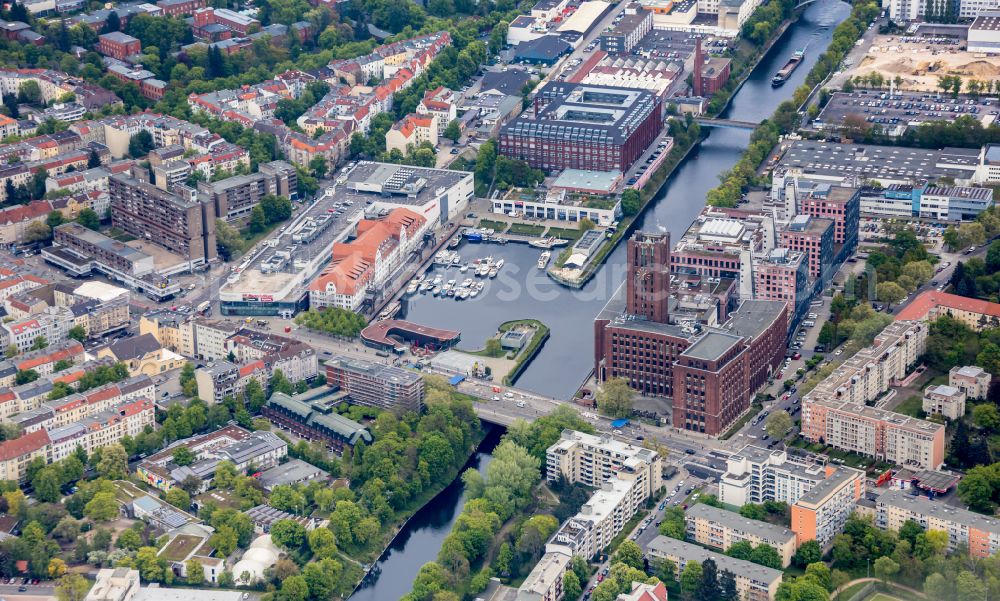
[400,0,851,400]
[348,426,503,601]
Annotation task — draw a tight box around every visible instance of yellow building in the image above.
[97,333,186,377]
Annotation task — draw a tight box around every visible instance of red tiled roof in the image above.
[0,429,49,461]
[239,360,265,378]
[895,290,1000,321]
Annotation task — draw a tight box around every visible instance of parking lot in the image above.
[815,89,999,134]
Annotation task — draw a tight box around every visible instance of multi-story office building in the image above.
[779,215,834,283]
[798,186,859,257]
[594,233,788,436]
[802,321,945,469]
[753,248,809,324]
[599,9,652,53]
[950,365,991,400]
[685,503,797,567]
[719,446,865,548]
[646,536,783,601]
[546,430,663,500]
[876,488,1000,558]
[325,355,425,413]
[109,171,217,267]
[499,82,663,173]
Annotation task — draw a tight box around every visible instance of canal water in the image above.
[348,426,503,601]
[400,0,852,400]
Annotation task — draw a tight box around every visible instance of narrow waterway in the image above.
[348,426,503,601]
[400,0,852,400]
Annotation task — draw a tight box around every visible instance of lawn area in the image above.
[894,395,924,418]
[546,226,585,241]
[477,219,508,232]
[507,223,546,236]
[867,594,906,601]
[834,582,871,601]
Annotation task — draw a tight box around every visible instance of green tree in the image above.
[680,560,703,599]
[563,570,582,601]
[280,575,310,601]
[84,492,118,521]
[613,540,644,570]
[171,446,196,466]
[621,188,641,216]
[32,467,62,503]
[876,282,907,305]
[793,540,822,568]
[270,519,306,550]
[873,556,899,586]
[597,377,633,418]
[67,325,87,342]
[765,410,793,440]
[77,208,100,230]
[443,120,461,142]
[749,544,783,569]
[185,559,204,584]
[116,528,143,551]
[97,444,128,479]
[128,130,155,158]
[974,404,1000,431]
[165,488,190,510]
[55,573,90,601]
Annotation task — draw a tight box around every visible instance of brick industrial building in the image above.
[499,82,663,173]
[594,232,787,436]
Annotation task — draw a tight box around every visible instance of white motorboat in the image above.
[459,264,469,273]
[488,268,498,278]
[537,251,551,269]
[461,278,473,288]
[495,259,505,269]
[432,286,441,296]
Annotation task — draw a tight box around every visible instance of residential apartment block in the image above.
[950,365,991,400]
[801,321,945,469]
[684,503,797,567]
[922,384,966,420]
[194,359,267,404]
[876,488,1000,558]
[546,429,664,500]
[895,290,1000,330]
[646,536,783,601]
[109,171,217,267]
[719,446,865,548]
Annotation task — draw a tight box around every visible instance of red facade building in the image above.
[97,32,141,60]
[594,232,787,436]
[499,82,662,173]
